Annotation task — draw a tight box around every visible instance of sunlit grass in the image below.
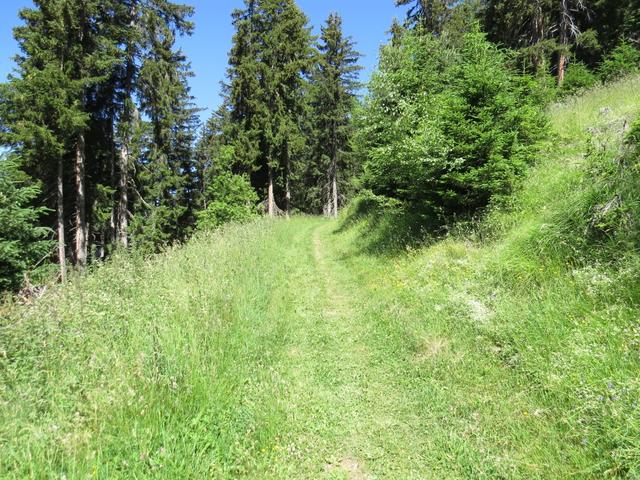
[1,76,639,478]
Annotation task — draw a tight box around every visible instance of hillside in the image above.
[1,78,639,478]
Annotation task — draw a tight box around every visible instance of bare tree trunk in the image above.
[117,142,129,248]
[557,0,585,86]
[75,132,88,267]
[267,165,275,217]
[97,119,116,261]
[557,53,567,85]
[284,143,291,218]
[332,165,338,219]
[329,120,339,218]
[116,4,137,248]
[532,0,546,75]
[57,157,67,282]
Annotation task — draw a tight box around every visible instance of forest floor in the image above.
[2,77,640,478]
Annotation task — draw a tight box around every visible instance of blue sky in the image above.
[0,1,408,123]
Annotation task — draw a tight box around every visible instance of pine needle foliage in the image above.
[355,29,548,223]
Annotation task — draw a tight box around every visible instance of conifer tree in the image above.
[112,0,195,249]
[484,0,593,81]
[227,1,262,177]
[309,13,362,218]
[227,0,312,216]
[1,0,199,271]
[132,5,199,250]
[3,0,119,274]
[0,154,52,291]
[113,0,141,250]
[395,0,457,34]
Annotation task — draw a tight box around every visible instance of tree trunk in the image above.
[117,142,129,248]
[332,164,338,219]
[532,0,545,75]
[57,157,67,282]
[329,119,339,218]
[102,120,116,260]
[284,143,291,218]
[116,4,137,248]
[557,53,567,86]
[75,132,88,267]
[267,165,275,217]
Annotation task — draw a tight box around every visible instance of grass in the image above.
[1,77,640,478]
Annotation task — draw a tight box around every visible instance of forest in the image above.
[1,0,640,478]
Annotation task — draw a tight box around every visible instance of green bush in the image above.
[599,42,640,83]
[354,30,547,222]
[561,62,598,95]
[0,155,52,291]
[197,173,258,230]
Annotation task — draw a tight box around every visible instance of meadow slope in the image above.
[1,78,639,478]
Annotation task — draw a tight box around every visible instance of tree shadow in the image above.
[332,195,443,257]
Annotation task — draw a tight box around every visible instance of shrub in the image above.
[599,42,640,83]
[0,155,52,291]
[197,173,258,230]
[354,30,547,223]
[561,62,598,95]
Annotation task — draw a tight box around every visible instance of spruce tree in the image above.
[112,0,195,250]
[3,0,119,275]
[484,0,596,82]
[227,0,312,216]
[132,5,199,250]
[0,154,52,291]
[309,13,362,217]
[395,0,457,34]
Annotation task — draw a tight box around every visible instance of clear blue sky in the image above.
[0,1,408,122]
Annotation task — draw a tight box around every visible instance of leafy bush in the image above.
[599,42,640,83]
[197,173,258,230]
[561,62,598,95]
[354,30,547,223]
[0,155,52,290]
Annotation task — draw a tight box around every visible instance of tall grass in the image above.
[0,219,321,478]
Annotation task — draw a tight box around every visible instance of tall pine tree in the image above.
[131,4,199,250]
[226,0,312,216]
[3,0,120,275]
[1,0,199,276]
[308,13,362,217]
[395,0,457,34]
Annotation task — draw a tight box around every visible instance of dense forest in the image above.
[0,0,638,290]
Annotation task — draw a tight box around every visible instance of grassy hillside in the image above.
[1,78,639,479]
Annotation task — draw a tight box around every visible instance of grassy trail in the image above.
[256,220,572,479]
[0,217,611,478]
[280,222,431,479]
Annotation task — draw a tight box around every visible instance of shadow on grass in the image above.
[333,193,443,257]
